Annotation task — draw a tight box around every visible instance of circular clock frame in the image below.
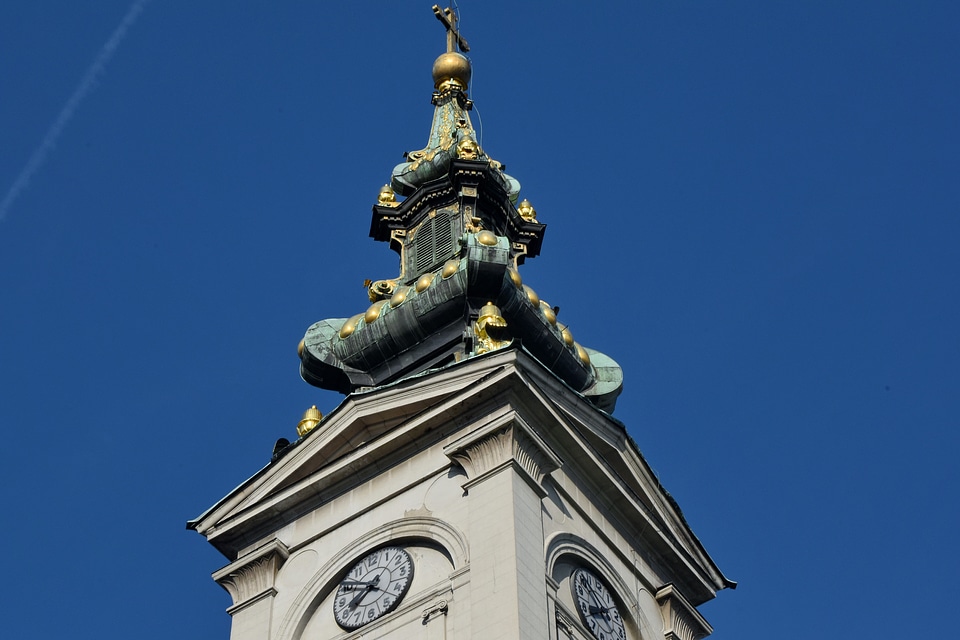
[333,546,415,630]
[571,567,627,640]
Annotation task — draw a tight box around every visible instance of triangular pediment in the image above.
[189,348,730,601]
[506,363,733,600]
[188,351,522,550]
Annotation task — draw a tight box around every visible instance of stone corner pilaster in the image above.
[443,413,562,496]
[213,539,290,615]
[655,584,713,640]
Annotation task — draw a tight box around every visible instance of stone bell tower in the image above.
[189,6,733,640]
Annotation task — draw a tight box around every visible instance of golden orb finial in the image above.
[479,301,500,320]
[442,258,460,279]
[432,52,471,91]
[477,230,498,246]
[297,405,322,437]
[416,272,435,293]
[540,301,557,325]
[378,184,398,207]
[338,313,363,339]
[523,285,540,307]
[365,300,387,324]
[575,343,592,366]
[558,323,575,347]
[389,286,410,308]
[517,199,538,222]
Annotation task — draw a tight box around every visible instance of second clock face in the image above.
[571,567,627,640]
[333,546,414,630]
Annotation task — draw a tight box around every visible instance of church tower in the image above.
[189,7,734,640]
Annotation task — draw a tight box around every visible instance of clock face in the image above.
[571,567,627,640]
[333,546,414,630]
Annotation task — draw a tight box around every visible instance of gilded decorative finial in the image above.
[456,138,480,160]
[474,301,512,354]
[368,278,398,302]
[432,53,471,92]
[378,184,398,207]
[517,199,538,222]
[297,405,322,437]
[431,5,472,91]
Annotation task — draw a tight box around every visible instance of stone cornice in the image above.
[656,584,713,640]
[213,539,289,614]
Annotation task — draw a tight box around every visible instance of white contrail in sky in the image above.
[0,0,151,222]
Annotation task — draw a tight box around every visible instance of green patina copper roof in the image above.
[299,7,623,413]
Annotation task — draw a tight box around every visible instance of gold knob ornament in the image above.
[297,405,323,437]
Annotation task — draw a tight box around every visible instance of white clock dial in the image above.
[571,567,627,640]
[333,546,414,630]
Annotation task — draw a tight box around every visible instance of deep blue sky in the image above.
[2,2,958,638]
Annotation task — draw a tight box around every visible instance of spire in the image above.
[299,6,623,414]
[430,4,471,92]
[432,4,470,53]
[390,6,511,200]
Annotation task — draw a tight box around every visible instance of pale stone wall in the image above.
[220,436,672,639]
[196,355,723,640]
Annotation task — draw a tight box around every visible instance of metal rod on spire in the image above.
[432,5,470,52]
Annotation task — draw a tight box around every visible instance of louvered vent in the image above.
[435,216,454,259]
[407,209,459,279]
[414,216,437,272]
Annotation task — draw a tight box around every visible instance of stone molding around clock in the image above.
[655,584,713,640]
[443,412,562,496]
[214,539,290,614]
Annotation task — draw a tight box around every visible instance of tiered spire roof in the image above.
[298,6,622,412]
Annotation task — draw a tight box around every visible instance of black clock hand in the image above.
[341,580,380,589]
[347,573,382,608]
[587,588,604,609]
[348,584,373,608]
[585,588,613,620]
[349,584,373,607]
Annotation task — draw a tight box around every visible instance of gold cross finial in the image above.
[432,5,470,53]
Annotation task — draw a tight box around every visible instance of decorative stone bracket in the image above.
[656,584,713,640]
[443,412,562,497]
[421,599,449,623]
[555,608,576,638]
[213,539,290,615]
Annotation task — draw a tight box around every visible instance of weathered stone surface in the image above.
[190,352,732,640]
